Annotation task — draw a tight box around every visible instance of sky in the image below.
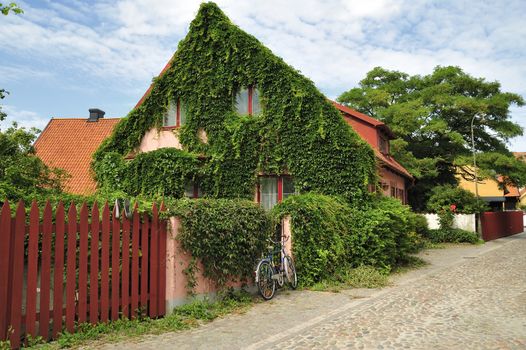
[1,0,525,150]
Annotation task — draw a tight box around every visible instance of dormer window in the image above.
[163,99,187,127]
[235,86,261,115]
[379,135,389,154]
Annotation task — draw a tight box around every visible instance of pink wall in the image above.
[139,128,182,152]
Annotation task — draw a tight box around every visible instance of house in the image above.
[332,102,413,204]
[36,2,413,209]
[457,172,520,211]
[513,152,526,207]
[34,109,120,194]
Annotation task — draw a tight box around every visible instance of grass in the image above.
[21,289,255,349]
[309,265,390,292]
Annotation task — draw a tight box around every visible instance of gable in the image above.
[93,2,376,203]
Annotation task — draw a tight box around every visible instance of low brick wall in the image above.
[480,211,524,241]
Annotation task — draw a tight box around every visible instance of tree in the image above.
[0,123,68,202]
[338,66,525,210]
[1,2,23,15]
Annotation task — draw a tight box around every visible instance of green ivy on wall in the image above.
[92,2,376,204]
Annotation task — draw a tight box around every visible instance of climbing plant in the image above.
[92,2,376,204]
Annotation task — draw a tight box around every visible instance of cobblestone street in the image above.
[96,233,526,350]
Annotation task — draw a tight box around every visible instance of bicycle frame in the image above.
[255,236,290,284]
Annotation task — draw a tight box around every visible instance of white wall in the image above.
[423,213,476,232]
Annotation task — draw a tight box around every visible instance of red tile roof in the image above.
[331,101,412,180]
[331,101,395,139]
[34,118,120,195]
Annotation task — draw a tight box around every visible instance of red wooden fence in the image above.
[0,200,167,349]
[480,210,524,241]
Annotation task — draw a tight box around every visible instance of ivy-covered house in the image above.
[91,2,379,209]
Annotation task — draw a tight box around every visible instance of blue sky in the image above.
[1,0,526,150]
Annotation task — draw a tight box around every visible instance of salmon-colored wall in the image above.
[139,128,182,152]
[165,217,245,310]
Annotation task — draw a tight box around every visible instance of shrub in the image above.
[272,193,422,286]
[170,198,273,287]
[425,228,480,244]
[427,185,488,214]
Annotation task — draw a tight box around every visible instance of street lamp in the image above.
[470,114,479,198]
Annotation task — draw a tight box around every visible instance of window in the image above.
[379,135,389,154]
[390,182,396,197]
[235,86,261,115]
[184,181,201,199]
[163,99,186,127]
[258,176,297,210]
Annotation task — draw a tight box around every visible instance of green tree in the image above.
[338,66,525,210]
[0,123,68,202]
[1,2,23,15]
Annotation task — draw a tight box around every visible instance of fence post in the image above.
[52,202,66,338]
[149,203,159,318]
[0,200,12,340]
[140,213,150,314]
[131,206,140,318]
[39,202,53,339]
[158,202,167,316]
[100,203,110,322]
[65,203,78,333]
[9,201,26,349]
[121,212,131,319]
[25,201,39,339]
[89,203,100,324]
[111,207,121,321]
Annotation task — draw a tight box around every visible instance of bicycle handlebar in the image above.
[268,235,289,245]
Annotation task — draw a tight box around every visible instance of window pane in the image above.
[260,177,278,210]
[235,88,249,115]
[179,100,187,126]
[164,100,177,126]
[252,88,261,115]
[184,181,195,198]
[282,176,296,199]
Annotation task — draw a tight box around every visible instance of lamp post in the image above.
[471,114,479,198]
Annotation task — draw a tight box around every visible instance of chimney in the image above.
[88,108,105,122]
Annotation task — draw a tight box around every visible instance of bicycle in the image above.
[255,235,297,300]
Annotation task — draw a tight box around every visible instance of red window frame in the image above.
[256,176,286,205]
[162,99,183,129]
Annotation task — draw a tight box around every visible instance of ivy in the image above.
[168,198,273,287]
[272,193,423,286]
[92,2,376,204]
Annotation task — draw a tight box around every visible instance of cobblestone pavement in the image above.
[94,233,526,350]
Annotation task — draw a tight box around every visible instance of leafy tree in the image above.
[338,66,525,210]
[0,123,68,202]
[1,2,23,15]
[426,185,488,214]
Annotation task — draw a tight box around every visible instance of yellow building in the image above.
[457,171,519,211]
[513,152,526,207]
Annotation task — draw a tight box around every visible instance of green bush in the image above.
[427,185,488,214]
[170,198,273,287]
[425,228,480,244]
[272,194,422,286]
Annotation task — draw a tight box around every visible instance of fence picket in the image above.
[140,213,150,313]
[25,202,39,339]
[89,203,100,324]
[78,203,89,324]
[39,201,53,339]
[65,203,77,333]
[100,203,110,322]
[111,209,121,321]
[0,201,12,340]
[149,204,159,318]
[158,202,167,316]
[121,214,131,318]
[9,201,26,349]
[131,207,140,318]
[52,202,65,338]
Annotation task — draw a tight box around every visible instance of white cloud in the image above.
[1,0,525,148]
[0,105,47,131]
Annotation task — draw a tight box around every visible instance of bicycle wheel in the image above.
[256,260,276,300]
[284,255,298,289]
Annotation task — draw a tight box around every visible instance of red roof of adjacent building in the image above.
[34,118,120,194]
[331,101,412,180]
